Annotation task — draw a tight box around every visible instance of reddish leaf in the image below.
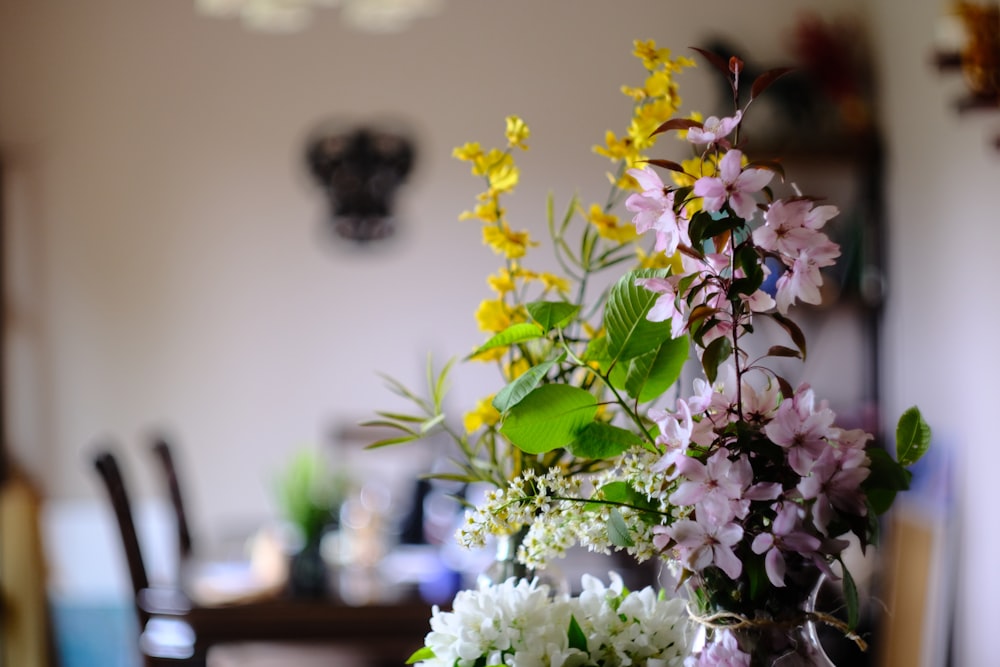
[687,304,721,330]
[766,345,801,359]
[690,46,732,80]
[775,374,794,400]
[770,312,807,360]
[651,118,702,137]
[677,243,703,261]
[644,158,688,174]
[750,66,795,101]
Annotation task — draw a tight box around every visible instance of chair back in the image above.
[92,448,151,625]
[149,434,194,561]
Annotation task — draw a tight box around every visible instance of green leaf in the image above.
[569,422,644,459]
[604,269,675,362]
[598,481,651,508]
[499,384,598,454]
[862,448,913,515]
[607,508,635,547]
[895,406,931,467]
[567,616,588,653]
[492,354,565,413]
[842,564,860,630]
[701,335,733,384]
[526,300,580,332]
[624,335,690,403]
[468,322,544,358]
[581,334,611,370]
[406,647,434,664]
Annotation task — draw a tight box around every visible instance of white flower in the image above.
[414,574,691,667]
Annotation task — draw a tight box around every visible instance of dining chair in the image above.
[92,446,207,667]
[149,433,194,563]
[93,440,430,667]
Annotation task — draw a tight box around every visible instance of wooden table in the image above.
[138,585,436,665]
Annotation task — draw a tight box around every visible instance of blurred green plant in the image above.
[275,449,349,545]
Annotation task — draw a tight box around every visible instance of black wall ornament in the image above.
[306,123,416,242]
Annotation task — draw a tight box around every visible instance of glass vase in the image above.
[686,569,837,666]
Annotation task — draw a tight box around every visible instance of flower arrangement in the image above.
[370,39,930,665]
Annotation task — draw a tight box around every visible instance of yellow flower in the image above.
[487,267,518,295]
[505,116,530,150]
[641,69,678,101]
[464,397,500,433]
[459,200,503,223]
[482,222,536,259]
[475,298,511,333]
[636,246,684,273]
[504,356,532,381]
[538,272,570,294]
[632,39,673,71]
[584,203,637,243]
[593,130,639,163]
[452,141,483,163]
[471,148,510,176]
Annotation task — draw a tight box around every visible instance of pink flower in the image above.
[773,238,841,314]
[670,451,780,523]
[662,516,744,580]
[763,387,836,476]
[797,447,871,534]
[625,167,690,255]
[754,199,825,256]
[750,503,822,587]
[693,149,773,220]
[685,629,751,667]
[650,398,694,449]
[686,111,742,146]
[635,276,686,338]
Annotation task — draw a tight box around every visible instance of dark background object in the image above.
[306,124,416,242]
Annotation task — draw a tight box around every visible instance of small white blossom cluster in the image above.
[415,573,691,667]
[457,449,683,569]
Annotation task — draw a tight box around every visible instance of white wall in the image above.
[0,0,860,526]
[10,0,994,661]
[870,2,1000,665]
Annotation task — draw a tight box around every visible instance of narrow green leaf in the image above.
[371,411,425,423]
[468,322,544,358]
[569,422,644,459]
[420,413,446,433]
[359,419,419,434]
[607,508,635,547]
[364,435,421,449]
[624,335,690,403]
[895,406,931,467]
[842,565,860,630]
[526,300,580,332]
[567,616,588,652]
[499,384,598,454]
[492,354,565,413]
